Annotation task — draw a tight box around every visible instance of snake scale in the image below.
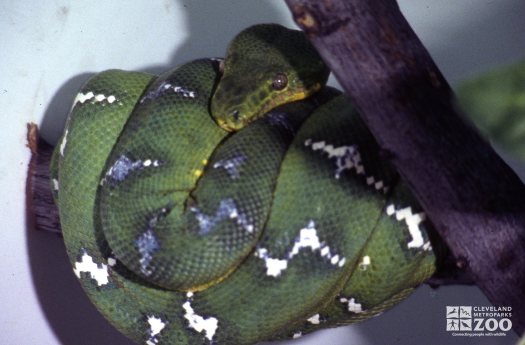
[50,24,436,344]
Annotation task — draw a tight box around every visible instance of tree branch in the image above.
[285,0,525,334]
[27,123,61,234]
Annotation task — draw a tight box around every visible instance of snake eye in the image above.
[271,73,288,91]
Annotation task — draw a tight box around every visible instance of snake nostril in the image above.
[232,110,240,122]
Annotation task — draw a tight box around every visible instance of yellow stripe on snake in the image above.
[50,24,436,344]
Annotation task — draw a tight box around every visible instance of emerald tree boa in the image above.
[51,24,436,345]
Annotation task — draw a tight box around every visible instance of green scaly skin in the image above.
[51,24,435,344]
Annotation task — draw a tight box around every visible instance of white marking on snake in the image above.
[136,207,168,276]
[107,257,117,267]
[52,178,59,191]
[73,91,118,107]
[140,82,196,103]
[102,155,162,185]
[73,91,94,105]
[254,248,288,277]
[182,296,218,341]
[307,314,320,324]
[59,129,68,156]
[358,255,371,271]
[293,332,303,339]
[172,86,196,98]
[340,297,363,313]
[386,205,426,249]
[305,139,389,193]
[213,153,247,179]
[136,229,159,276]
[142,159,161,168]
[145,315,166,345]
[191,198,254,234]
[103,155,142,184]
[255,220,345,277]
[73,250,109,286]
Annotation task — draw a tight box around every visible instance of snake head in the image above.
[211,24,330,131]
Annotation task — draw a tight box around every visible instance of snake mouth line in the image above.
[214,82,323,132]
[247,82,322,126]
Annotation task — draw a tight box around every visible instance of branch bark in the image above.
[27,123,61,234]
[285,0,525,334]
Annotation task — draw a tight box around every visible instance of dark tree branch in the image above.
[285,0,525,334]
[27,123,61,234]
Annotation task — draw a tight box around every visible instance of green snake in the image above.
[50,24,436,344]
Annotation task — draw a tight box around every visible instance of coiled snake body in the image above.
[51,24,435,344]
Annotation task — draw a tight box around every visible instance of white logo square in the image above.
[459,306,472,318]
[446,306,459,318]
[446,319,459,331]
[459,318,472,331]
